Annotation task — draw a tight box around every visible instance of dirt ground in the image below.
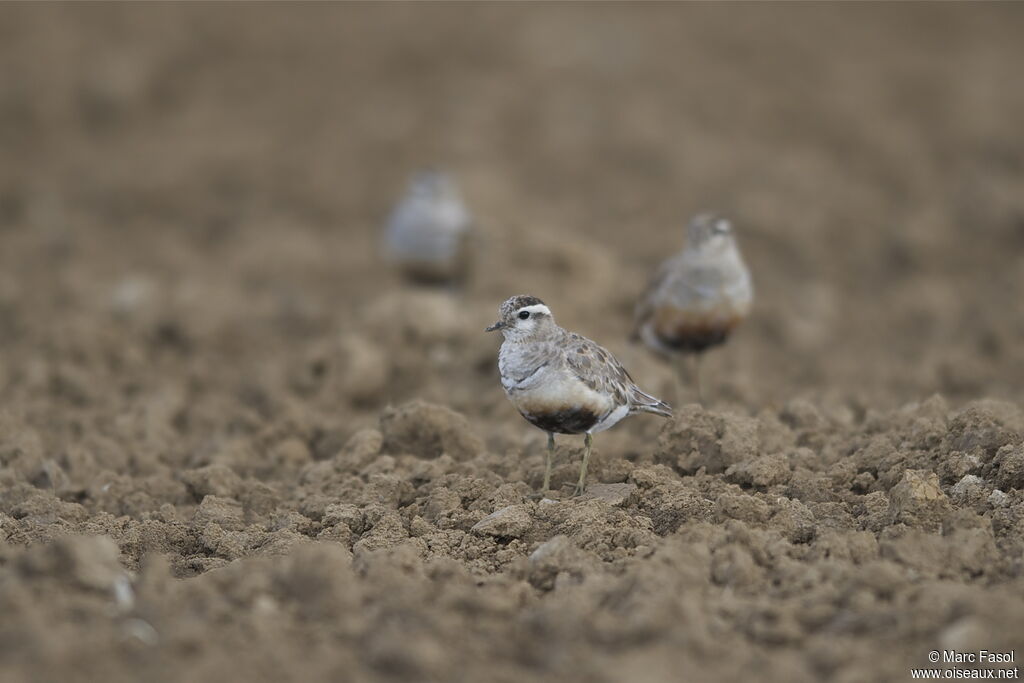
[2,4,1024,682]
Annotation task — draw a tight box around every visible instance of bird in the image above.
[383,169,473,286]
[486,295,672,495]
[633,212,753,403]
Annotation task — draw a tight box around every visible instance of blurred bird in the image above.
[633,213,753,403]
[487,295,672,495]
[383,169,473,286]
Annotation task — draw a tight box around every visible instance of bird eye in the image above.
[518,311,530,320]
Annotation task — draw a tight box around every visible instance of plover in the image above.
[633,213,753,402]
[487,295,672,495]
[383,169,473,285]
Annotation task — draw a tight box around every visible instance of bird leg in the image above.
[691,354,704,406]
[542,432,555,492]
[671,355,688,406]
[574,433,593,496]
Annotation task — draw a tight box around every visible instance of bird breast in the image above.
[499,343,617,434]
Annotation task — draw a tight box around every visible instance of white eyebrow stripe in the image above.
[518,304,551,316]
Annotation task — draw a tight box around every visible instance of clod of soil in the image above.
[2,4,1024,683]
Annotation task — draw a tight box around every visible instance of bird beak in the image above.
[485,321,506,332]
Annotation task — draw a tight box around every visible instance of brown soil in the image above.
[2,4,1024,682]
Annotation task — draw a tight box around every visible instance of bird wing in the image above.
[632,257,676,339]
[563,332,672,417]
[633,255,716,332]
[635,254,736,334]
[563,333,630,405]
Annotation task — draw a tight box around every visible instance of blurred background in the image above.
[1,4,1024,680]
[3,3,1023,422]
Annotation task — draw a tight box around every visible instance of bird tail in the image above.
[631,388,673,418]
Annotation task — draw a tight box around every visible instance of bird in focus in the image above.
[633,213,753,403]
[383,169,473,286]
[487,295,672,495]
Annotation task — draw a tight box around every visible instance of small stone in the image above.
[578,483,636,507]
[888,469,950,531]
[121,618,159,646]
[950,474,985,503]
[471,505,533,538]
[988,489,1009,508]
